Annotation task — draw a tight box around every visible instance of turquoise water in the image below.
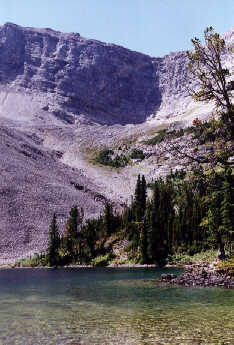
[0,267,233,345]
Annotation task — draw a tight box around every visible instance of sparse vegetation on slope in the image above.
[95,146,146,168]
[96,149,130,168]
[143,128,185,145]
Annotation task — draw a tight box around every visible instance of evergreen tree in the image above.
[64,205,83,261]
[187,26,233,136]
[134,174,142,222]
[139,201,150,263]
[147,181,165,265]
[47,213,60,267]
[207,192,224,256]
[134,174,147,222]
[219,168,234,254]
[82,219,97,262]
[141,175,147,216]
[47,164,233,267]
[103,202,114,236]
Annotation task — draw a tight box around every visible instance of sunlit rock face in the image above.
[0,23,232,125]
[0,22,162,125]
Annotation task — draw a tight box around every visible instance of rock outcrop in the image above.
[161,264,234,288]
[0,22,161,125]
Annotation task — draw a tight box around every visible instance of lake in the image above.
[0,267,233,345]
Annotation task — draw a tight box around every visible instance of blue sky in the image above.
[0,0,233,57]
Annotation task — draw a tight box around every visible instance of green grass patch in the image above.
[14,254,48,267]
[91,253,115,267]
[167,249,218,266]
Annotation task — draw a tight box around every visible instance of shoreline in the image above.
[1,261,233,289]
[0,263,159,269]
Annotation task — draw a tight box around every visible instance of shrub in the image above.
[91,252,115,267]
[144,130,167,145]
[15,254,48,267]
[167,249,218,265]
[96,149,114,165]
[96,149,129,168]
[130,149,145,160]
[143,128,185,145]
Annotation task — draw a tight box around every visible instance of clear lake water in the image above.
[0,267,233,345]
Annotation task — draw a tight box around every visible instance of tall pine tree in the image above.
[47,213,60,267]
[134,174,147,222]
[219,168,234,254]
[103,202,114,236]
[64,205,83,261]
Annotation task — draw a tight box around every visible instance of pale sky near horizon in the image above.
[0,0,233,57]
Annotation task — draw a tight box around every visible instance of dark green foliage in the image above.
[63,205,84,262]
[139,209,150,264]
[96,149,129,168]
[143,128,186,145]
[47,214,60,266]
[219,168,234,251]
[185,121,216,144]
[144,129,168,145]
[130,149,145,160]
[134,174,142,222]
[103,203,114,236]
[146,178,173,265]
[134,174,147,222]
[47,213,60,267]
[46,166,233,267]
[91,252,115,267]
[81,219,97,262]
[141,175,147,214]
[111,154,129,168]
[96,149,114,165]
[143,121,224,147]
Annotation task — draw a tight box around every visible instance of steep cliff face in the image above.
[0,22,161,124]
[0,23,233,126]
[153,52,190,118]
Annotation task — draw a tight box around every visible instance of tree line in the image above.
[46,167,233,267]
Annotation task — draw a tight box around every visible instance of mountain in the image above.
[0,22,160,125]
[0,23,233,263]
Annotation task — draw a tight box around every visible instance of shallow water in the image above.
[0,267,233,345]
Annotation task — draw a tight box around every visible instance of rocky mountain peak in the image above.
[0,22,161,125]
